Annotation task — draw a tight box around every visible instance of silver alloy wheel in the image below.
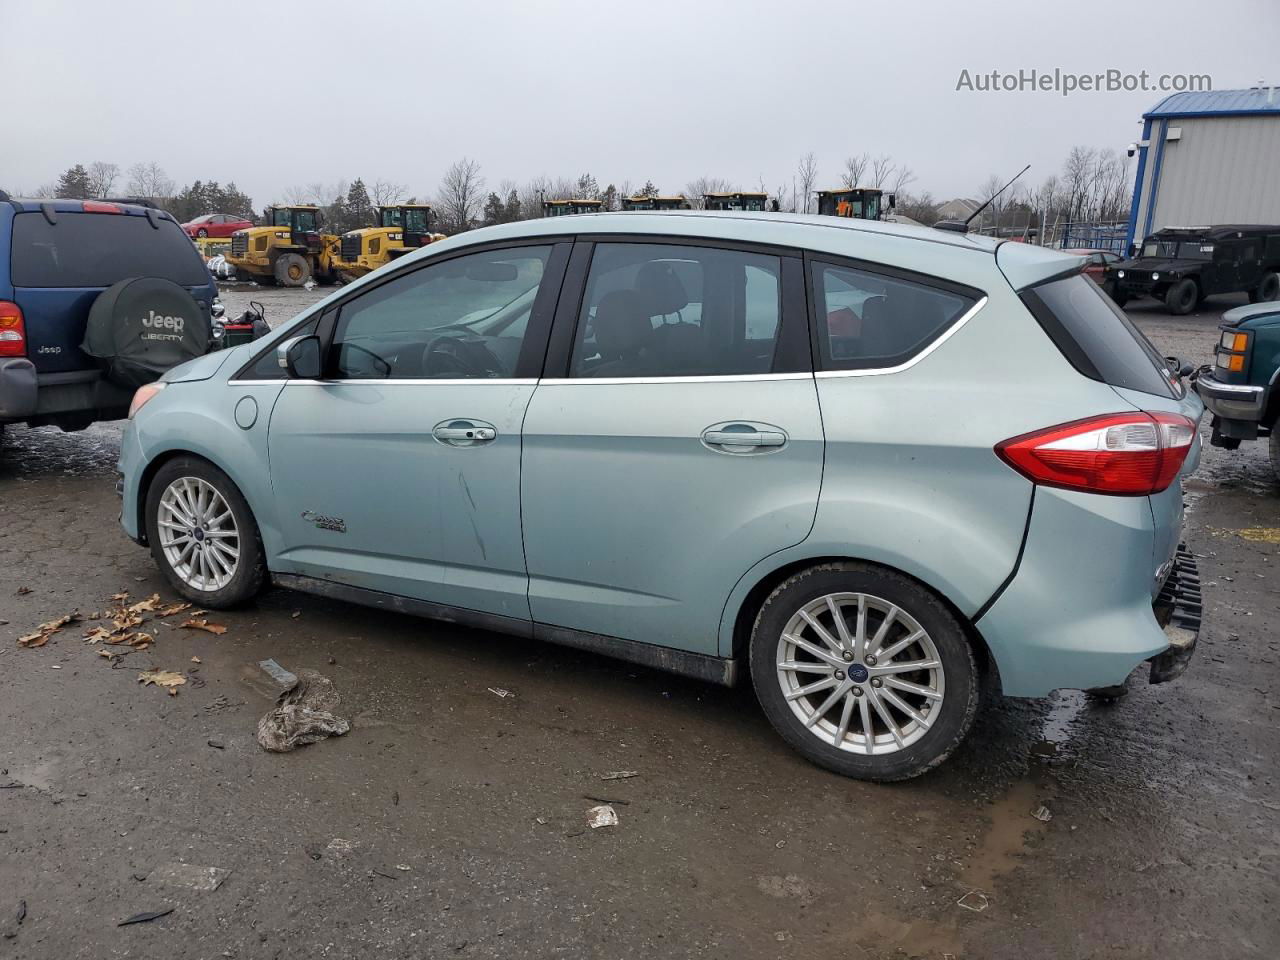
[776,592,945,755]
[156,477,240,592]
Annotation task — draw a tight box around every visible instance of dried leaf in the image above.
[167,687,179,697]
[16,586,32,596]
[180,618,227,636]
[108,592,129,603]
[190,656,202,664]
[104,631,135,646]
[127,632,154,648]
[83,626,115,644]
[128,593,162,614]
[155,602,192,618]
[138,669,186,689]
[17,612,81,647]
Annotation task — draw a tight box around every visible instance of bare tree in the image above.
[870,154,896,189]
[280,184,322,205]
[435,158,485,232]
[86,161,120,198]
[889,165,916,197]
[370,179,408,207]
[684,176,732,209]
[772,183,794,213]
[896,191,939,226]
[842,153,869,188]
[519,175,554,219]
[796,152,818,214]
[125,161,174,201]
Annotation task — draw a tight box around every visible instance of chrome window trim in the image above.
[814,295,988,380]
[229,378,540,386]
[538,372,813,386]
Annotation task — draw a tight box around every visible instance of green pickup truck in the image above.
[1196,301,1280,482]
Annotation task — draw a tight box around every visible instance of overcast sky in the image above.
[3,0,1277,206]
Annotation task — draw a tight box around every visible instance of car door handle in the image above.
[702,427,787,448]
[432,420,497,445]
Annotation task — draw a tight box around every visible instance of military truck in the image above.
[1104,225,1280,315]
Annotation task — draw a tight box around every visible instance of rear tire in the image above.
[1103,281,1129,308]
[145,457,267,608]
[196,228,209,238]
[1257,272,1280,303]
[274,253,311,288]
[749,562,979,781]
[1165,279,1197,315]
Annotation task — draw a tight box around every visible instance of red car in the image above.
[1062,248,1122,284]
[181,213,254,239]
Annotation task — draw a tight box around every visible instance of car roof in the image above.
[387,210,1082,293]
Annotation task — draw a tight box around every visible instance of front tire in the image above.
[1165,279,1198,315]
[1269,422,1280,486]
[196,228,209,238]
[1257,272,1280,304]
[274,253,311,288]
[145,457,267,608]
[749,562,979,781]
[1103,281,1129,308]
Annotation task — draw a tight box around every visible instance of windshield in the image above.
[271,209,290,227]
[380,208,403,228]
[293,210,318,233]
[1141,239,1212,260]
[404,210,430,233]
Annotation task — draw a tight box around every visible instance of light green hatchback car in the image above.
[118,212,1204,780]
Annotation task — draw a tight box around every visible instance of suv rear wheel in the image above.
[749,562,979,781]
[145,457,267,608]
[1165,278,1198,315]
[1254,272,1280,304]
[1269,422,1280,485]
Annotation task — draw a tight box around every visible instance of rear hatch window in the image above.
[1021,274,1177,399]
[11,212,209,288]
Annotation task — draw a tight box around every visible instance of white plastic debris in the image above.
[600,770,638,781]
[303,279,317,291]
[149,862,230,891]
[586,804,618,829]
[1032,804,1053,822]
[957,890,989,912]
[487,686,514,699]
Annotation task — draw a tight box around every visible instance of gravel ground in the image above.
[0,285,1276,959]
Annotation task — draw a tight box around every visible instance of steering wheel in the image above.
[423,334,503,378]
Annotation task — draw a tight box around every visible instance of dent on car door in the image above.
[521,240,823,656]
[265,241,569,622]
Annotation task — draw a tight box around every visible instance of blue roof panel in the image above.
[1145,87,1280,118]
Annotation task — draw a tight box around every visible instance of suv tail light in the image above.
[0,300,26,357]
[996,412,1196,496]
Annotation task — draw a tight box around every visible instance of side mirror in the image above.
[278,335,322,379]
[887,194,897,209]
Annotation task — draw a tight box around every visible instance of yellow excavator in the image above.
[333,204,446,280]
[226,206,341,287]
[621,195,692,211]
[543,199,603,216]
[702,191,771,212]
[815,188,894,220]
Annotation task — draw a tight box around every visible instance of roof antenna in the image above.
[934,164,1031,234]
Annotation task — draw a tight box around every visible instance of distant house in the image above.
[936,198,981,221]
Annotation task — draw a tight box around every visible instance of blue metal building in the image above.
[1126,86,1280,251]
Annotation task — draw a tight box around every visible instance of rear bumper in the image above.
[0,362,133,425]
[1195,370,1266,423]
[975,487,1190,698]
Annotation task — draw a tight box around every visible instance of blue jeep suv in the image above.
[0,192,218,439]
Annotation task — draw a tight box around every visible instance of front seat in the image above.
[586,289,654,377]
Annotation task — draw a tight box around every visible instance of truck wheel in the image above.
[1165,279,1197,315]
[1103,281,1128,307]
[749,562,979,781]
[274,254,311,288]
[1270,424,1280,486]
[1257,272,1280,303]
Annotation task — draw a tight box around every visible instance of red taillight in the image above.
[0,301,26,357]
[996,412,1196,496]
[82,200,121,214]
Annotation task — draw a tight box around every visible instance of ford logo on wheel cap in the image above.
[849,663,870,683]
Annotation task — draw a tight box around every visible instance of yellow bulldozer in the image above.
[226,205,341,287]
[815,187,895,220]
[333,204,446,280]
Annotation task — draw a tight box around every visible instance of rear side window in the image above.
[11,212,209,288]
[810,260,977,371]
[1022,275,1175,398]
